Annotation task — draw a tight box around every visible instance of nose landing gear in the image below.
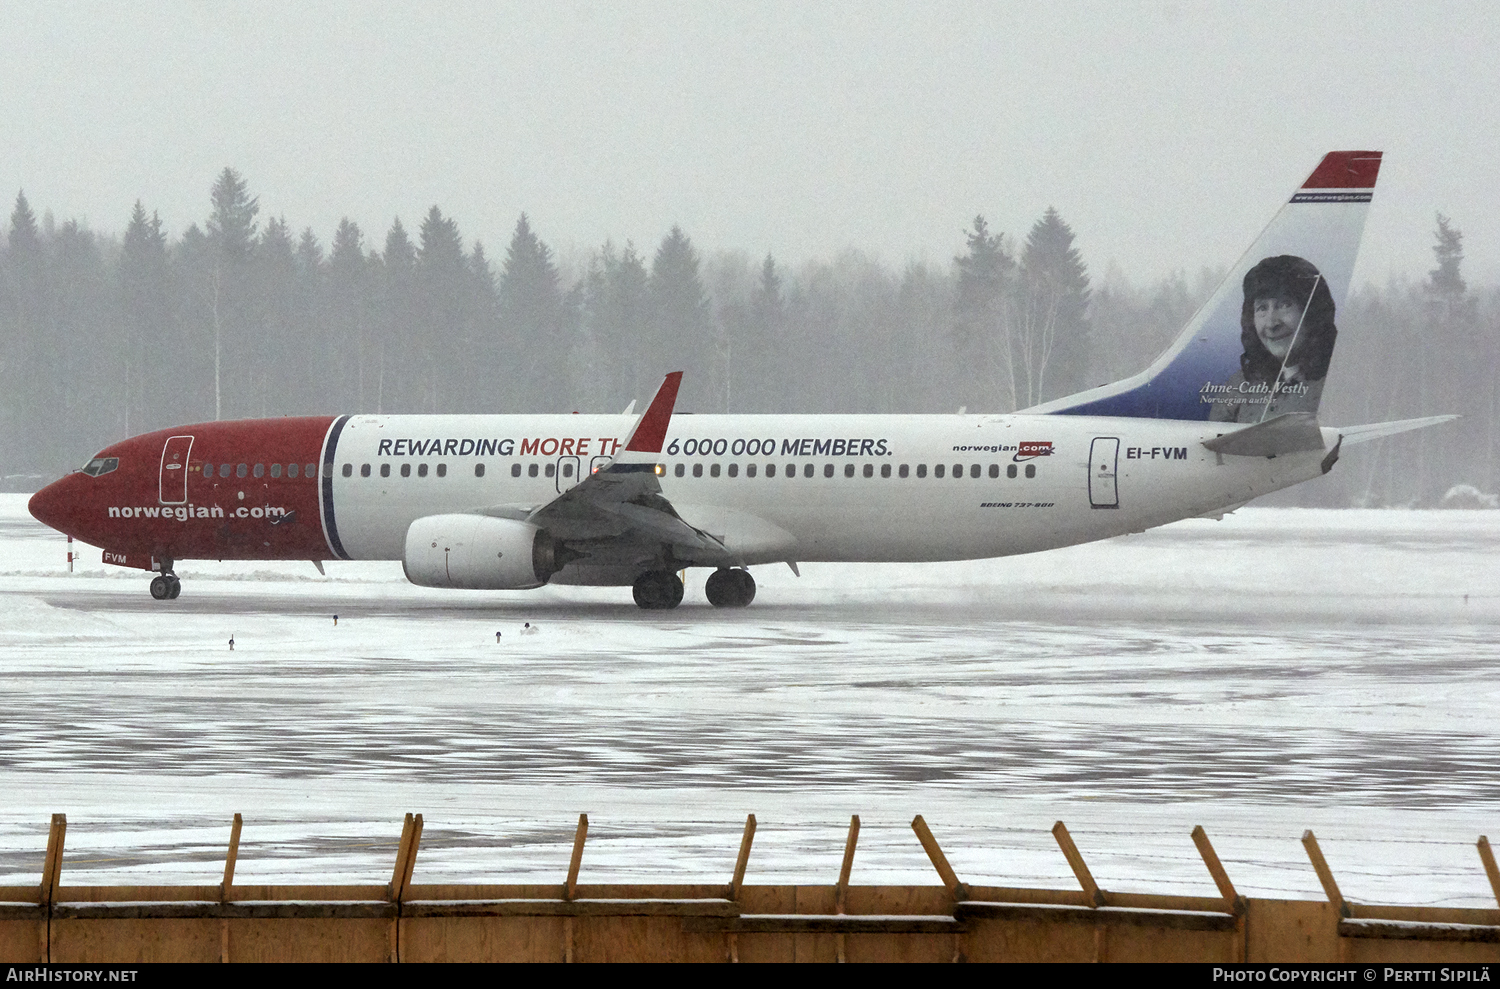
[149,572,181,600]
[704,568,756,608]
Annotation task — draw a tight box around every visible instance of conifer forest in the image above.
[1,169,1493,508]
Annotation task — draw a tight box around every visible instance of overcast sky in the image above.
[4,1,1498,286]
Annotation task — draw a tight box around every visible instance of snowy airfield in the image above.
[1,493,1498,908]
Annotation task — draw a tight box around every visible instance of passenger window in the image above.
[380,464,391,478]
[476,464,487,478]
[822,464,833,478]
[545,463,556,478]
[1025,464,1036,478]
[343,464,353,478]
[308,463,318,479]
[202,463,214,479]
[692,463,703,478]
[563,463,574,478]
[512,463,522,477]
[1007,464,1017,478]
[787,463,797,477]
[288,463,299,479]
[805,464,815,478]
[899,464,909,478]
[400,463,411,478]
[970,464,981,478]
[746,464,756,478]
[728,464,738,477]
[765,464,775,478]
[934,464,945,478]
[881,464,891,478]
[528,464,538,478]
[989,464,999,478]
[253,464,264,478]
[844,464,854,478]
[437,464,447,478]
[418,464,428,477]
[237,463,248,478]
[675,464,685,477]
[270,464,282,478]
[710,464,721,478]
[953,464,962,478]
[863,464,874,478]
[917,465,927,478]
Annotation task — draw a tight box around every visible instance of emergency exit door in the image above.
[1089,437,1119,509]
[159,435,194,505]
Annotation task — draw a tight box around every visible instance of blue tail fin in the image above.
[1030,151,1382,422]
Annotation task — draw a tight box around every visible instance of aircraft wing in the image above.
[515,373,727,554]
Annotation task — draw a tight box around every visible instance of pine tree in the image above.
[952,216,1014,410]
[500,213,562,410]
[328,218,371,410]
[1017,207,1091,405]
[203,168,261,418]
[649,226,712,409]
[1428,213,1466,299]
[378,218,418,412]
[2,192,48,473]
[119,202,170,434]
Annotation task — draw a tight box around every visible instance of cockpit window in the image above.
[81,457,119,477]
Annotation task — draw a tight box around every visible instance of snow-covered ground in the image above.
[1,494,1497,908]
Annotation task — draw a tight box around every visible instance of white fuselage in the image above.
[323,412,1329,571]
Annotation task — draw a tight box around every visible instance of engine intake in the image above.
[403,514,559,589]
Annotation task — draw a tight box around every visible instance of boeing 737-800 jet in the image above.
[27,152,1453,608]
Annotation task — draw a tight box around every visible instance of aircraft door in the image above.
[159,435,194,505]
[1089,437,1119,509]
[555,456,582,493]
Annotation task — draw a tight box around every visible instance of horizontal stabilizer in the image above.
[1202,412,1325,458]
[1337,415,1459,446]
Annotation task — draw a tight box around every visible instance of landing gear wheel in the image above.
[632,569,685,610]
[167,575,182,599]
[705,568,756,608]
[150,575,171,600]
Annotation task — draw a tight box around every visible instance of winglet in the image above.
[622,372,683,454]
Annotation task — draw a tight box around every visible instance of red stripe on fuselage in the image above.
[29,417,337,564]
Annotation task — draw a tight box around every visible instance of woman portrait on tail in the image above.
[1209,254,1338,423]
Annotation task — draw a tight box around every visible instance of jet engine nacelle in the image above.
[403,514,559,589]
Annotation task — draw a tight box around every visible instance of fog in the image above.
[2,2,1497,505]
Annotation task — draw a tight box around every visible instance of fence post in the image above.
[911,815,968,902]
[728,814,756,901]
[1052,821,1105,907]
[39,815,65,964]
[220,814,242,963]
[1301,830,1351,919]
[1191,825,1244,913]
[1478,836,1500,908]
[836,816,861,963]
[388,813,423,963]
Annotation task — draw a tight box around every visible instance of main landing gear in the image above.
[632,569,684,610]
[149,572,181,600]
[704,568,756,609]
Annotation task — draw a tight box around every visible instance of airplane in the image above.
[27,151,1454,609]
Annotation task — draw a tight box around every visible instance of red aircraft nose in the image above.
[28,475,80,535]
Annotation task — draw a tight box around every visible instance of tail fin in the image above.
[1031,151,1382,422]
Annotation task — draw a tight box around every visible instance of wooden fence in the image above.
[2,812,1497,962]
